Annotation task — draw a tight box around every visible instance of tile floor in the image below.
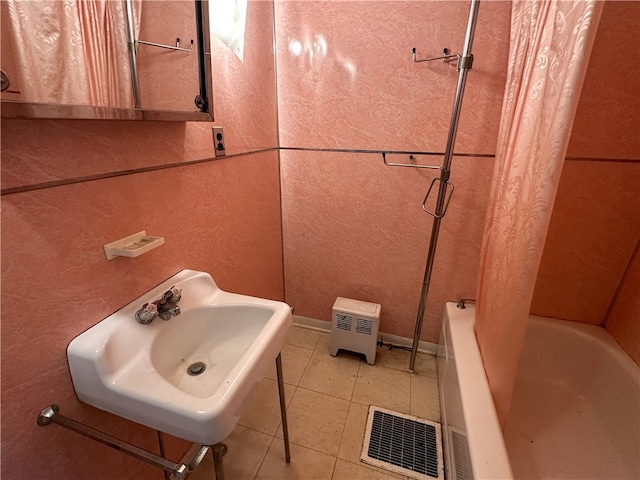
[191,325,441,480]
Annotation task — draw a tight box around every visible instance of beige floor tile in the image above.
[276,388,350,456]
[352,365,411,414]
[410,375,441,422]
[190,425,272,480]
[266,343,313,386]
[332,459,405,480]
[337,402,369,464]
[315,333,331,354]
[239,377,297,435]
[287,326,322,350]
[299,349,359,400]
[256,439,336,480]
[375,346,437,378]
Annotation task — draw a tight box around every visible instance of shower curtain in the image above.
[6,0,135,108]
[475,0,603,428]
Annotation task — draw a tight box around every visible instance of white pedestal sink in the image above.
[67,269,292,446]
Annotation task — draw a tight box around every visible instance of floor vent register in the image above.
[361,406,444,480]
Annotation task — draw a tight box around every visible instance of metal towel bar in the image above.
[37,405,204,478]
[381,152,442,170]
[137,38,194,52]
[412,47,459,64]
[381,152,455,219]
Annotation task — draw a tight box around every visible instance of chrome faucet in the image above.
[135,286,182,324]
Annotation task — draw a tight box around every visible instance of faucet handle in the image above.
[164,286,182,303]
[135,302,158,324]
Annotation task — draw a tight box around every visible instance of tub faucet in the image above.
[456,298,476,309]
[134,286,182,324]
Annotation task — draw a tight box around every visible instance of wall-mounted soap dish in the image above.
[104,231,164,260]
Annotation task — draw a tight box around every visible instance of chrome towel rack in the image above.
[37,405,209,479]
[412,47,474,70]
[412,47,458,64]
[382,152,442,170]
[381,152,455,219]
[137,37,194,52]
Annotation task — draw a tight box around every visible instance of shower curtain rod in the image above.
[408,0,481,372]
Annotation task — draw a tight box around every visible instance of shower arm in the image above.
[408,0,480,373]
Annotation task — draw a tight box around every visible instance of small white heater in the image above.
[330,297,381,365]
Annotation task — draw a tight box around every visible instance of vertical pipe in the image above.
[211,443,225,480]
[276,353,291,462]
[123,0,141,108]
[409,0,481,372]
[157,432,171,480]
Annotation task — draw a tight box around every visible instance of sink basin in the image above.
[67,270,292,445]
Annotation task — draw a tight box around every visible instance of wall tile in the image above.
[568,1,640,160]
[211,0,278,154]
[532,161,640,323]
[1,151,282,478]
[275,0,509,153]
[605,243,640,365]
[281,150,494,342]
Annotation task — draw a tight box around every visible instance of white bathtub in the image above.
[437,302,640,480]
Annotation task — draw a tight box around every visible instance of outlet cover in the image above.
[212,127,225,157]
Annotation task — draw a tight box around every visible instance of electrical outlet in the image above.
[212,127,225,157]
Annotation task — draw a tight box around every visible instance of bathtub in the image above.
[437,302,640,480]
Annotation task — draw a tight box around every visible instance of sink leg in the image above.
[211,442,225,480]
[276,352,291,463]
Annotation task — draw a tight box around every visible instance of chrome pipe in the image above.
[212,443,226,480]
[136,39,194,52]
[157,431,170,480]
[409,0,481,373]
[37,405,188,478]
[276,352,291,462]
[123,0,141,108]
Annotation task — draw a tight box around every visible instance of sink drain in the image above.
[187,362,206,376]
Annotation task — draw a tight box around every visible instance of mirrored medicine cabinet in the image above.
[0,0,213,121]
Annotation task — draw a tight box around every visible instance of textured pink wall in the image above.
[211,0,278,154]
[605,243,640,365]
[281,150,494,341]
[278,0,639,355]
[137,1,201,111]
[276,0,511,341]
[1,151,283,479]
[533,0,640,356]
[532,161,640,323]
[568,1,640,160]
[276,0,509,154]
[1,1,279,478]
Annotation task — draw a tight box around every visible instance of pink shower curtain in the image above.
[475,0,603,428]
[6,0,135,108]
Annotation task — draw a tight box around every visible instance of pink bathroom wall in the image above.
[532,0,640,341]
[276,0,511,341]
[276,0,509,154]
[567,1,640,160]
[531,161,640,323]
[605,243,640,365]
[210,0,278,154]
[1,151,283,480]
[1,1,279,478]
[281,150,494,341]
[137,1,201,111]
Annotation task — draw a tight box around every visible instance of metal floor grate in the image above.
[361,406,443,480]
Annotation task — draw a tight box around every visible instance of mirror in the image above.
[0,0,212,121]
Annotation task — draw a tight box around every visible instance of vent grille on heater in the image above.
[336,313,352,331]
[356,317,373,335]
